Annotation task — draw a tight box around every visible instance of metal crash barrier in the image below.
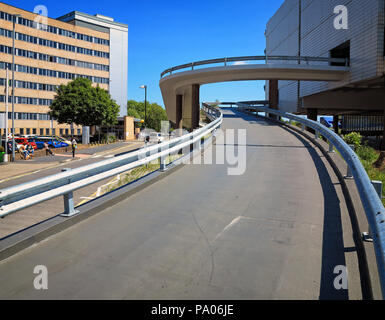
[237,102,385,298]
[0,105,222,219]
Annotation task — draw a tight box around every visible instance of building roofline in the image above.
[0,1,110,37]
[57,10,128,29]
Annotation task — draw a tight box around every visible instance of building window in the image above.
[65,129,69,136]
[77,129,81,135]
[46,128,50,135]
[32,128,36,135]
[20,128,24,135]
[26,128,30,135]
[40,128,44,136]
[60,129,64,136]
[52,129,56,136]
[330,41,350,66]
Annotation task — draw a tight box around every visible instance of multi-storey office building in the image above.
[265,0,384,137]
[0,2,128,138]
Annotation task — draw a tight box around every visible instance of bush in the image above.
[356,145,378,163]
[343,132,362,148]
[108,135,117,143]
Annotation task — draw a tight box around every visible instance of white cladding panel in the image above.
[265,0,384,113]
[110,28,128,117]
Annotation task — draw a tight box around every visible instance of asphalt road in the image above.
[0,109,361,299]
[0,141,143,239]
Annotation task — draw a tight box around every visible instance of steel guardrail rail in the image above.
[0,105,223,218]
[237,102,385,298]
[160,55,349,78]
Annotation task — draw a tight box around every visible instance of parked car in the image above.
[54,136,71,145]
[14,137,37,150]
[32,137,69,149]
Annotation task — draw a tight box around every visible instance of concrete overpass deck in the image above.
[0,109,361,299]
[160,61,349,129]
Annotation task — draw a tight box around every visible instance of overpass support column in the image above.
[191,84,200,130]
[269,80,279,120]
[182,84,200,131]
[306,108,318,134]
[333,115,339,134]
[176,94,183,129]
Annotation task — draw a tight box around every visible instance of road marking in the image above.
[213,216,242,242]
[213,216,260,242]
[91,155,102,159]
[104,155,114,158]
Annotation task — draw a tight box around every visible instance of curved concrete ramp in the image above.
[160,64,349,127]
[0,108,361,299]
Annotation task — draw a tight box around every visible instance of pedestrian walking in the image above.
[71,138,77,158]
[44,141,54,156]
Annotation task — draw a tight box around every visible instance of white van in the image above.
[149,132,164,143]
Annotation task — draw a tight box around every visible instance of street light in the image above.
[11,14,20,162]
[139,85,147,129]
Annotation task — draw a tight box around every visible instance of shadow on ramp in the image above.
[281,127,349,300]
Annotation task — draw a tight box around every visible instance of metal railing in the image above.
[0,105,222,219]
[237,102,385,298]
[160,55,349,78]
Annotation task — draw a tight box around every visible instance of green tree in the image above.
[343,132,362,149]
[49,78,120,128]
[127,100,168,132]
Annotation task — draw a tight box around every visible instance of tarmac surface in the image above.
[0,109,361,299]
[0,141,143,238]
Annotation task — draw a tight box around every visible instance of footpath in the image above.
[0,141,142,183]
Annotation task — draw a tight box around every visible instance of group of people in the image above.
[5,138,78,161]
[18,143,35,160]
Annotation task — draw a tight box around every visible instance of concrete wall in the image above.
[110,28,128,117]
[265,0,385,113]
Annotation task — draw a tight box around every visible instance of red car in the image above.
[14,137,38,150]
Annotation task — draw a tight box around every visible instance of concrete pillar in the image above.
[307,108,318,134]
[176,94,183,129]
[181,84,200,131]
[124,116,135,141]
[333,115,339,134]
[268,80,279,119]
[191,84,200,130]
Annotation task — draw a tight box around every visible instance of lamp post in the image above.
[139,85,147,129]
[11,14,20,162]
[4,66,9,162]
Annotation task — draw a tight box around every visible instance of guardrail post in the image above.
[328,141,335,153]
[60,168,80,217]
[344,145,355,180]
[160,142,168,172]
[160,154,167,172]
[363,180,383,242]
